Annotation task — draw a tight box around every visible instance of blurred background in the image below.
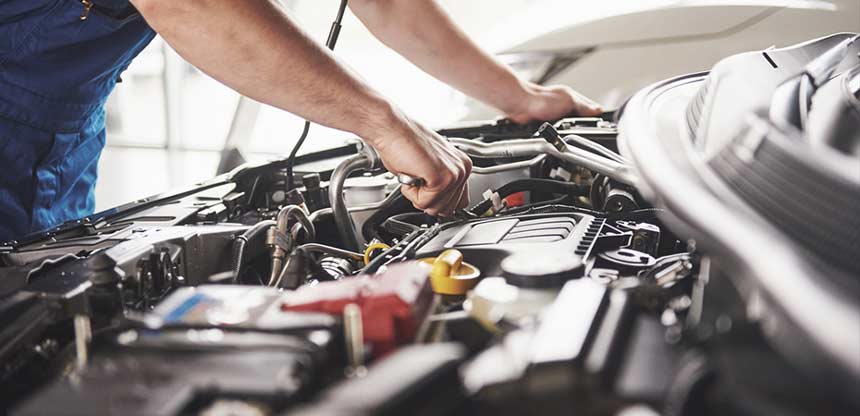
[95,0,858,210]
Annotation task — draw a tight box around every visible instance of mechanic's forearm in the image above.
[130,0,405,142]
[350,0,531,115]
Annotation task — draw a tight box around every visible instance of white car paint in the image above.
[464,0,860,117]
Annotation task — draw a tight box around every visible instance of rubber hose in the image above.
[231,220,277,283]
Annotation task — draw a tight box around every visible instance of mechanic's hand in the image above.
[370,117,472,217]
[506,83,603,124]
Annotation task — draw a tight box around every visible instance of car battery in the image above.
[14,286,341,416]
[281,261,434,356]
[13,333,330,416]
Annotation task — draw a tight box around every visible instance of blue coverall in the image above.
[0,0,155,241]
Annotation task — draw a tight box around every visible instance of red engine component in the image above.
[281,261,432,356]
[504,191,526,208]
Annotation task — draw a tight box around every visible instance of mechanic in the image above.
[0,0,602,242]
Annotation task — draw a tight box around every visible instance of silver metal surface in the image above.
[74,315,92,371]
[564,134,627,164]
[343,303,367,378]
[471,155,545,175]
[397,173,425,187]
[448,137,638,186]
[298,243,363,261]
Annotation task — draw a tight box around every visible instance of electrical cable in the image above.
[468,178,588,215]
[231,220,277,283]
[285,0,350,189]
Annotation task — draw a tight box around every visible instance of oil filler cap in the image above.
[501,251,584,288]
[419,249,481,296]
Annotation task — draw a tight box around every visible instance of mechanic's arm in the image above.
[130,0,471,216]
[349,0,602,123]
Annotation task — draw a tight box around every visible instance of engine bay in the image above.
[0,113,701,415]
[1,34,858,416]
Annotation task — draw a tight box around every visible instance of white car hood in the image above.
[499,0,837,53]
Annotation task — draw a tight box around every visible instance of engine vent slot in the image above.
[501,218,577,243]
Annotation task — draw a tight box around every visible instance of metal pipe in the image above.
[74,315,92,371]
[297,243,364,261]
[343,303,367,378]
[470,155,545,174]
[449,138,638,186]
[329,154,372,252]
[269,205,315,286]
[276,205,315,241]
[563,134,627,164]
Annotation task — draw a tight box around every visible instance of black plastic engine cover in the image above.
[415,213,603,278]
[13,343,323,416]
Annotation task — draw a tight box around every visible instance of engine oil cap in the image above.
[418,249,481,296]
[501,251,584,288]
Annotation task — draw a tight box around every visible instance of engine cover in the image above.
[415,213,604,279]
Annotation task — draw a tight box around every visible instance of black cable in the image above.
[231,220,276,283]
[468,178,588,215]
[498,194,571,215]
[380,212,436,237]
[285,121,311,189]
[285,0,350,189]
[501,203,601,217]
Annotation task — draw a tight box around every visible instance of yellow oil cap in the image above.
[419,249,481,296]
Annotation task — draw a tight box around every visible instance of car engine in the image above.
[1,34,858,416]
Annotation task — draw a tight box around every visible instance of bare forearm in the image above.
[350,0,531,115]
[131,0,402,141]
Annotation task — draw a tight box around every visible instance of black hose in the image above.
[360,188,415,242]
[231,220,276,283]
[469,178,588,215]
[329,154,371,251]
[381,215,423,237]
[277,205,316,241]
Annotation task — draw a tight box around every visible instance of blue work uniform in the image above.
[0,0,156,242]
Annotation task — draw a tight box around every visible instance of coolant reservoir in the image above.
[464,277,559,332]
[465,251,584,331]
